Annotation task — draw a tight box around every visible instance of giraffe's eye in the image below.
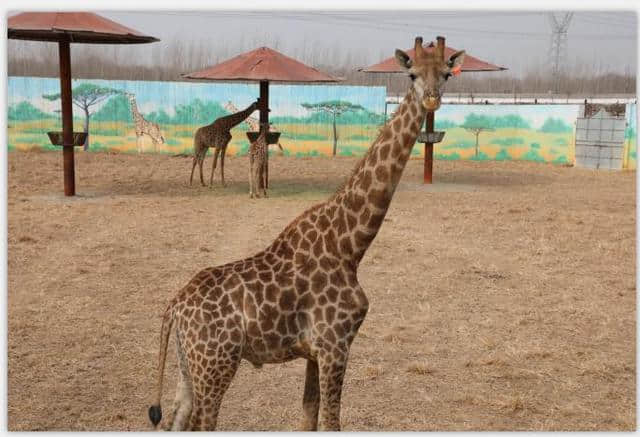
[409,73,416,81]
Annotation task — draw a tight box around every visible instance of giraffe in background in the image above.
[224,101,285,154]
[190,101,259,187]
[149,37,466,431]
[248,123,269,199]
[125,92,165,154]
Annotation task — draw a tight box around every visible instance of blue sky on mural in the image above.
[8,77,385,118]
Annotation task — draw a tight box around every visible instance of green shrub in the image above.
[295,150,322,158]
[521,149,545,162]
[553,137,569,146]
[494,148,512,161]
[338,145,368,157]
[235,141,250,157]
[552,155,569,164]
[470,151,490,161]
[165,138,180,146]
[530,142,541,149]
[442,139,475,149]
[435,152,461,160]
[281,133,328,141]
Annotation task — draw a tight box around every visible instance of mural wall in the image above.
[8,76,386,158]
[7,76,637,168]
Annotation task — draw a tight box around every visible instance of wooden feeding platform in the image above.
[417,131,446,144]
[246,131,281,145]
[47,131,88,147]
[8,12,158,196]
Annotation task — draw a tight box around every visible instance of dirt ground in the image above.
[7,149,636,431]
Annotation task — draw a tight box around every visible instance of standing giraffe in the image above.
[125,92,165,154]
[224,100,285,154]
[248,123,269,199]
[149,37,465,431]
[189,101,259,187]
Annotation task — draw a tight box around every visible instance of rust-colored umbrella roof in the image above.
[8,12,159,44]
[361,43,506,73]
[183,46,340,83]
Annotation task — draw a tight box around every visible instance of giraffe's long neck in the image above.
[326,87,426,264]
[129,98,142,121]
[218,104,256,129]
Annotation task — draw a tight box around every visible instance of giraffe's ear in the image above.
[395,49,412,71]
[447,50,465,73]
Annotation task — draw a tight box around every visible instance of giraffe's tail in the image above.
[148,300,175,428]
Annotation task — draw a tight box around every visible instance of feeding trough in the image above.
[361,36,506,184]
[8,12,159,196]
[184,47,340,189]
[47,131,88,147]
[246,131,281,145]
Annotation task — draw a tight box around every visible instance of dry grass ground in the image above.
[7,149,636,431]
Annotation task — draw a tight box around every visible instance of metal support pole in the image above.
[59,40,75,196]
[423,36,446,184]
[424,112,434,184]
[259,80,269,189]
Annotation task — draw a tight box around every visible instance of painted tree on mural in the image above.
[301,100,365,156]
[43,83,121,150]
[461,115,495,158]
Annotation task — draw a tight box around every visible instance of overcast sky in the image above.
[92,10,638,76]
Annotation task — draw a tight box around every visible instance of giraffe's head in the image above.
[124,92,135,103]
[395,37,465,112]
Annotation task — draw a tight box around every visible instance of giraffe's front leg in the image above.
[300,359,320,431]
[317,346,349,431]
[209,147,220,187]
[248,156,255,198]
[220,145,228,187]
[261,161,268,198]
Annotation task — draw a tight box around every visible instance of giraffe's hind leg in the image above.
[185,331,242,430]
[199,149,209,187]
[300,359,320,430]
[189,153,198,186]
[248,155,255,198]
[167,332,193,431]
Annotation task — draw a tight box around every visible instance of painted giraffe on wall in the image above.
[189,101,259,187]
[125,92,165,154]
[149,37,465,431]
[224,101,285,154]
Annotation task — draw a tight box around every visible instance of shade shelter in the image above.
[8,12,159,196]
[183,46,340,188]
[361,36,506,184]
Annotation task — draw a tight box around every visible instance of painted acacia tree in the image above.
[461,115,495,158]
[301,100,364,156]
[43,83,121,151]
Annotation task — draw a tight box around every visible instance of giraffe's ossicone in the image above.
[149,37,465,431]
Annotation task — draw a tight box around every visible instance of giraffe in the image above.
[149,37,465,431]
[224,100,285,154]
[189,101,259,187]
[248,123,269,199]
[125,92,165,154]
